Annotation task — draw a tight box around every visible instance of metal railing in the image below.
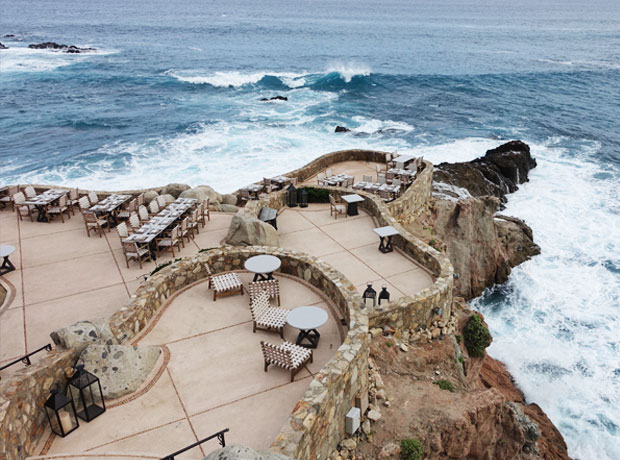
[0,344,53,379]
[160,428,229,460]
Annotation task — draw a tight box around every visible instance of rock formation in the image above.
[408,140,540,299]
[179,184,222,204]
[335,125,351,133]
[204,445,293,459]
[260,95,288,101]
[161,183,191,198]
[28,42,96,53]
[50,319,118,353]
[143,190,159,204]
[225,210,279,247]
[78,344,161,399]
[0,42,7,50]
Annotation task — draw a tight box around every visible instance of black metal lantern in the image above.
[362,283,376,308]
[68,364,106,422]
[45,387,79,437]
[378,285,390,305]
[286,183,297,207]
[297,188,308,208]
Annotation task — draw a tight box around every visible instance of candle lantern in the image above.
[45,387,79,437]
[68,364,106,422]
[286,184,298,207]
[378,285,390,305]
[362,283,376,308]
[297,188,308,208]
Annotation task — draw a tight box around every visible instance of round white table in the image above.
[244,255,281,282]
[287,306,328,349]
[0,244,16,275]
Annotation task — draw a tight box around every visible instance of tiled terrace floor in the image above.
[301,159,383,186]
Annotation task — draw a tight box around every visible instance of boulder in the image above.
[50,319,118,353]
[204,445,293,460]
[143,190,159,204]
[27,42,96,53]
[161,183,191,198]
[225,211,279,247]
[179,185,222,204]
[221,193,238,205]
[160,193,175,204]
[78,344,161,399]
[335,125,351,133]
[219,204,240,213]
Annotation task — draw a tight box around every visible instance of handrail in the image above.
[160,428,229,460]
[0,344,52,378]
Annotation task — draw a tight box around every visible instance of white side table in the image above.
[244,255,281,282]
[0,244,16,275]
[373,226,399,253]
[341,194,364,216]
[286,306,328,348]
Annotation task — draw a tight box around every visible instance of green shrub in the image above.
[198,247,217,253]
[385,340,393,347]
[464,314,492,358]
[150,258,181,275]
[434,379,455,392]
[302,187,330,203]
[400,438,424,460]
[455,334,462,344]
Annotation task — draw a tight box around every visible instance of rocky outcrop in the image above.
[260,95,288,101]
[218,203,240,213]
[78,344,161,399]
[433,140,536,205]
[161,183,190,198]
[0,42,7,50]
[159,193,175,204]
[225,211,279,247]
[143,190,159,204]
[50,319,118,353]
[412,196,540,298]
[221,193,238,205]
[204,445,293,460]
[179,185,222,204]
[335,125,351,133]
[28,42,96,53]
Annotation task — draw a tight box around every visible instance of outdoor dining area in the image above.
[239,175,296,201]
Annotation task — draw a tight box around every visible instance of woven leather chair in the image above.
[204,264,243,301]
[260,341,312,382]
[248,279,281,306]
[250,291,288,338]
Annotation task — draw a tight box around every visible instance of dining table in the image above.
[24,190,67,222]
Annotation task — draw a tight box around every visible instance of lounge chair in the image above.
[260,340,312,382]
[249,279,281,306]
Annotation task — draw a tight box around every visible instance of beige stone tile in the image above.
[296,206,365,228]
[276,209,314,234]
[0,214,19,241]
[1,268,24,308]
[139,281,251,347]
[22,251,124,305]
[204,212,233,231]
[356,278,405,303]
[350,244,420,278]
[47,370,186,454]
[21,228,110,269]
[277,276,324,308]
[320,251,380,286]
[319,216,379,250]
[25,284,129,352]
[298,302,344,374]
[385,268,434,296]
[88,419,199,459]
[18,211,84,240]
[192,226,229,250]
[165,324,311,415]
[0,306,25,362]
[279,228,342,258]
[189,376,313,451]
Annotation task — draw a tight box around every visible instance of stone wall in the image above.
[0,349,78,459]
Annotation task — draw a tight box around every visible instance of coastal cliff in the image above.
[408,140,540,299]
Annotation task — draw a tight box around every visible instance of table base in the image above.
[0,256,16,275]
[346,202,359,216]
[252,272,274,282]
[296,329,320,349]
[378,236,394,253]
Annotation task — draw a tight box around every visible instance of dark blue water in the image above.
[2,1,619,457]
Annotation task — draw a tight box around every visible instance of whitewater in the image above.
[2,0,619,458]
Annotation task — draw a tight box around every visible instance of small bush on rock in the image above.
[434,379,455,392]
[401,438,424,460]
[464,314,492,357]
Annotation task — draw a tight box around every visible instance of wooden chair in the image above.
[138,205,150,223]
[24,186,36,199]
[345,177,354,188]
[88,191,99,205]
[121,240,152,269]
[250,291,288,338]
[375,164,383,179]
[249,279,281,306]
[260,341,312,382]
[47,195,70,223]
[325,169,333,178]
[148,200,160,216]
[329,195,346,219]
[156,225,181,257]
[118,198,137,220]
[316,172,325,185]
[156,195,167,210]
[13,192,34,222]
[137,193,145,206]
[116,221,130,242]
[180,217,191,246]
[377,173,387,184]
[204,264,244,301]
[189,208,200,236]
[82,210,108,237]
[203,199,211,222]
[0,185,19,211]
[66,188,79,215]
[78,196,91,211]
[128,212,141,232]
[362,175,373,183]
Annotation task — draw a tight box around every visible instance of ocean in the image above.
[1,0,619,457]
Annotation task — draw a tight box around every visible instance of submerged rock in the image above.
[335,125,351,133]
[0,42,7,50]
[225,210,279,247]
[78,344,161,399]
[28,42,96,53]
[260,95,288,101]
